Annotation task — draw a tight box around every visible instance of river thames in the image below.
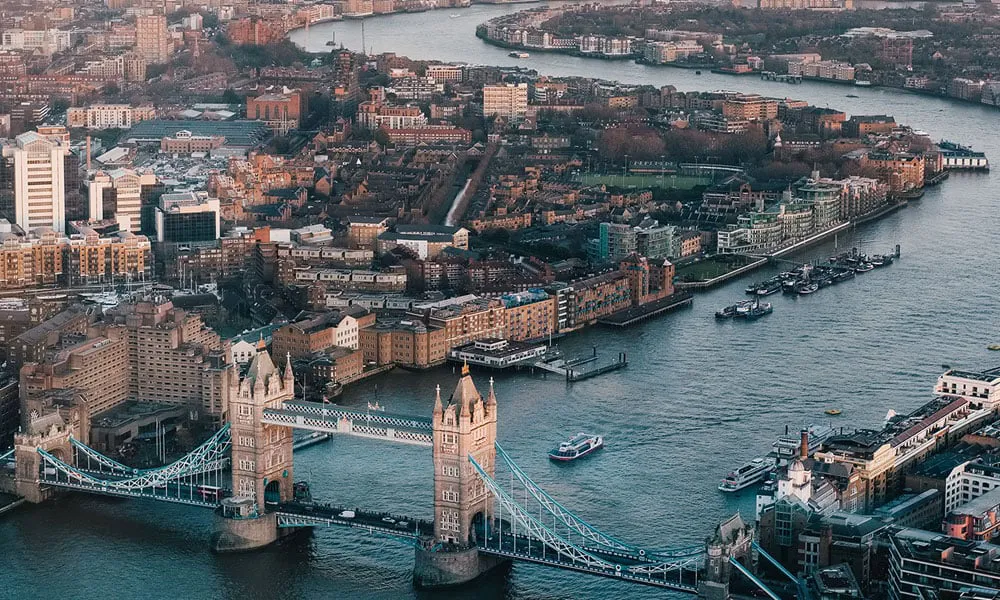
[3,6,1000,600]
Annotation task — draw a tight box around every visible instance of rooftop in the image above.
[892,527,1000,575]
[124,120,271,147]
[943,367,1000,384]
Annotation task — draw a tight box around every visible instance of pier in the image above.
[598,292,694,327]
[534,348,628,381]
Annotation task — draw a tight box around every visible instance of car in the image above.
[394,521,410,530]
[338,510,355,519]
[381,516,396,524]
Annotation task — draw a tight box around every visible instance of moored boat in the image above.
[549,433,603,462]
[744,303,773,321]
[798,282,819,295]
[719,458,772,492]
[756,281,782,296]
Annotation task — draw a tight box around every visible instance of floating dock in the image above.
[534,348,627,381]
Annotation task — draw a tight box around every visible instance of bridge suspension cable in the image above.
[493,443,704,561]
[470,454,703,591]
[70,437,144,475]
[36,425,231,506]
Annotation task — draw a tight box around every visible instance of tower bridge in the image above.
[1,351,774,599]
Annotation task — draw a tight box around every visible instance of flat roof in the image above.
[124,119,271,147]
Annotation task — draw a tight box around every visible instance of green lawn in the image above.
[674,255,755,282]
[578,173,712,190]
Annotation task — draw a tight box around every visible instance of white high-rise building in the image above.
[2,131,69,233]
[88,168,158,232]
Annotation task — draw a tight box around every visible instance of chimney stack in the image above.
[800,429,809,460]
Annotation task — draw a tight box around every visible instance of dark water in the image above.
[4,9,1000,600]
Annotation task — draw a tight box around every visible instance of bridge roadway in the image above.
[262,401,433,446]
[275,501,433,543]
[40,476,226,508]
[474,524,701,593]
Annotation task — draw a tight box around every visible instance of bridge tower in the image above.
[414,366,507,587]
[699,513,754,600]
[13,413,74,503]
[212,350,295,552]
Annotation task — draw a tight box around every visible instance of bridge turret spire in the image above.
[486,377,496,408]
[283,352,294,391]
[434,384,443,416]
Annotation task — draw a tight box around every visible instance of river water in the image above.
[3,7,999,600]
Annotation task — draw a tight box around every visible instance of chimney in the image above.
[800,429,809,459]
[86,135,92,171]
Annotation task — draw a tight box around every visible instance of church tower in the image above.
[432,365,497,546]
[229,350,295,513]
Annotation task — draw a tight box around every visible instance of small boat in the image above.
[715,306,737,319]
[744,303,773,321]
[854,263,874,273]
[719,458,771,492]
[825,409,842,416]
[695,70,702,75]
[846,94,859,98]
[832,270,855,283]
[549,433,604,462]
[450,13,461,17]
[756,282,782,296]
[989,345,1000,351]
[508,51,530,59]
[798,283,819,295]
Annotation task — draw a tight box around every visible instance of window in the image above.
[238,477,255,496]
[239,459,255,471]
[442,489,459,502]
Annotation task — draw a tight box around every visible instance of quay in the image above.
[534,348,628,381]
[598,292,693,327]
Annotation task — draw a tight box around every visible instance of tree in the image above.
[373,129,392,148]
[597,126,666,162]
[222,88,240,105]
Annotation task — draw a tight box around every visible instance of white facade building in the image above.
[2,131,68,233]
[1,29,71,55]
[483,83,529,121]
[88,168,158,232]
